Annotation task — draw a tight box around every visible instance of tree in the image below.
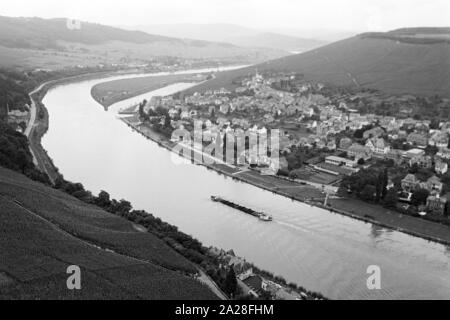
[411,188,430,206]
[409,163,419,174]
[223,266,237,297]
[381,168,389,199]
[360,185,376,202]
[96,190,111,207]
[440,172,450,186]
[445,202,450,217]
[337,185,349,197]
[425,145,438,156]
[110,199,132,216]
[138,100,148,120]
[289,171,298,180]
[383,188,398,208]
[353,128,364,139]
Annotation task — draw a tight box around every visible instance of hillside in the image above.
[0,166,216,299]
[0,16,181,50]
[130,23,327,52]
[226,32,326,52]
[0,16,285,70]
[186,28,450,97]
[129,23,258,42]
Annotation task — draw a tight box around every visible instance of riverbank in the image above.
[91,73,206,108]
[91,65,248,109]
[120,117,450,246]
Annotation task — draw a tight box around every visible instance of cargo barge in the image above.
[211,196,273,221]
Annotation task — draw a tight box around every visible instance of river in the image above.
[41,69,450,300]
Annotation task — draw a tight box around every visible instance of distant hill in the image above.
[225,32,326,52]
[0,16,285,70]
[129,23,327,52]
[187,28,450,97]
[0,16,181,50]
[129,23,258,43]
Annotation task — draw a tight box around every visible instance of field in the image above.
[0,167,216,299]
[91,73,206,108]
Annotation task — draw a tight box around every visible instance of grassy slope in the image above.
[0,166,216,299]
[185,32,450,97]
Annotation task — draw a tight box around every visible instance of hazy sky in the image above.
[1,0,449,32]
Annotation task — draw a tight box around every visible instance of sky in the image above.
[0,0,449,32]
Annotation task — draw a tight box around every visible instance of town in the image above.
[124,70,450,227]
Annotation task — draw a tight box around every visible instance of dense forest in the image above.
[0,121,49,183]
[0,70,31,119]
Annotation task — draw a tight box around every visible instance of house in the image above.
[437,148,450,160]
[312,162,358,176]
[349,113,361,121]
[429,132,449,148]
[379,116,396,128]
[263,114,275,124]
[208,106,216,115]
[387,179,395,190]
[348,121,363,130]
[339,137,353,150]
[204,119,213,128]
[301,107,314,117]
[168,108,179,119]
[347,143,372,161]
[402,117,417,128]
[425,176,443,193]
[404,148,425,159]
[326,140,337,150]
[8,109,29,117]
[407,133,428,148]
[365,138,390,155]
[217,117,230,126]
[219,104,230,114]
[316,138,327,149]
[180,111,190,119]
[325,156,357,168]
[435,159,448,175]
[386,149,405,165]
[426,194,447,215]
[409,154,432,169]
[401,174,419,192]
[242,275,265,297]
[363,127,384,139]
